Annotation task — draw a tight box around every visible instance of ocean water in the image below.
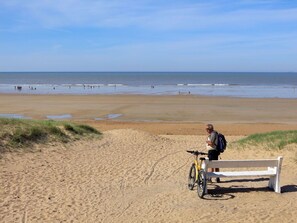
[0,72,296,98]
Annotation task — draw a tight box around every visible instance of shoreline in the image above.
[1,84,297,99]
[1,72,297,98]
[1,91,297,99]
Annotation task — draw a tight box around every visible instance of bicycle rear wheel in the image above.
[197,170,207,198]
[188,164,196,190]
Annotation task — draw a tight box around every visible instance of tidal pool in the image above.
[95,113,122,120]
[46,114,72,119]
[0,113,30,119]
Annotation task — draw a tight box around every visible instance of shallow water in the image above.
[95,114,123,120]
[106,114,122,119]
[0,113,31,119]
[1,72,297,98]
[46,114,72,119]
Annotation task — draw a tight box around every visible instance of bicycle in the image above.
[187,150,208,198]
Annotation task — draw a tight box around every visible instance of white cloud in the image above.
[1,0,297,30]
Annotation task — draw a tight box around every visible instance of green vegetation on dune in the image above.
[0,118,102,153]
[234,130,297,150]
[64,123,100,135]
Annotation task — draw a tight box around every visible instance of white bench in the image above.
[203,156,283,193]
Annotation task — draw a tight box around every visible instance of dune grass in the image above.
[0,118,101,153]
[233,130,297,150]
[64,123,100,135]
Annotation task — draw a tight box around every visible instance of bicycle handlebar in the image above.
[186,150,208,156]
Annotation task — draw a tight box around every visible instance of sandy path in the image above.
[1,129,297,222]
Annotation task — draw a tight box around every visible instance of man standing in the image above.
[205,123,220,183]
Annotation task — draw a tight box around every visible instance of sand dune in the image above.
[1,129,296,222]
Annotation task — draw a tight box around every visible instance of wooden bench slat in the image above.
[206,159,278,168]
[207,170,276,178]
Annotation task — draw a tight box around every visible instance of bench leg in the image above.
[268,175,281,193]
[268,176,275,190]
[275,173,281,193]
[269,164,282,193]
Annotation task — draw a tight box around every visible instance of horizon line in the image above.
[0,71,296,73]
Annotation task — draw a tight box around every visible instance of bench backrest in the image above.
[204,156,283,169]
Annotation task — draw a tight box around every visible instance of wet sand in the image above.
[1,94,297,124]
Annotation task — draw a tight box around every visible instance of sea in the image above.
[0,72,297,98]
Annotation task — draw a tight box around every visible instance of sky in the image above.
[0,0,297,72]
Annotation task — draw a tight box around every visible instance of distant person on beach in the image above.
[205,123,220,183]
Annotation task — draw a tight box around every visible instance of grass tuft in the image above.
[64,124,101,135]
[10,126,48,147]
[0,118,102,153]
[77,124,100,134]
[234,130,297,150]
[64,124,81,134]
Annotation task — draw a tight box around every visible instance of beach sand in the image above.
[0,94,297,222]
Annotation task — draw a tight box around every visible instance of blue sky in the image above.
[0,0,297,72]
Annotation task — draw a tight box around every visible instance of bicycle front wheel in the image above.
[197,170,207,198]
[188,164,197,190]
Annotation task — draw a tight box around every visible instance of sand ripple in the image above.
[1,129,296,222]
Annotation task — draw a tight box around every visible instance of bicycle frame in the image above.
[193,154,205,179]
[187,150,207,190]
